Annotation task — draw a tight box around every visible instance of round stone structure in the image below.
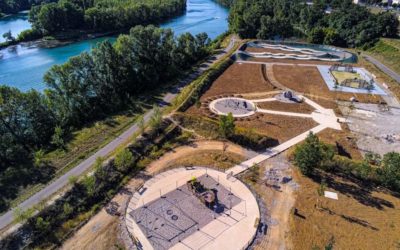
[126,167,260,250]
[209,97,256,117]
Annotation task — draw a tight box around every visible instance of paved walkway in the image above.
[0,38,238,232]
[225,94,342,176]
[363,55,400,84]
[226,124,327,176]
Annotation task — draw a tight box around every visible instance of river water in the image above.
[0,0,228,91]
[0,11,31,43]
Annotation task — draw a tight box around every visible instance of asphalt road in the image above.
[363,54,400,84]
[0,38,236,231]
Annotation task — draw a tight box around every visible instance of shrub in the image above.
[294,132,334,175]
[114,148,135,173]
[17,29,42,42]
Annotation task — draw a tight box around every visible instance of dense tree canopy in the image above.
[0,0,53,16]
[229,0,399,48]
[0,25,210,212]
[29,0,186,35]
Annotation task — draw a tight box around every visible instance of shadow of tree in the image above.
[310,171,394,210]
[319,206,379,231]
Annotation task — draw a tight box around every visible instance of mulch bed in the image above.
[235,114,318,144]
[256,101,315,114]
[272,65,384,104]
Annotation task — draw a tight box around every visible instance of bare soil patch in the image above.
[199,63,276,100]
[236,114,318,144]
[273,65,384,104]
[289,169,400,250]
[256,101,315,114]
[61,177,144,250]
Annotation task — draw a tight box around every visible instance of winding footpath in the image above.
[0,38,237,233]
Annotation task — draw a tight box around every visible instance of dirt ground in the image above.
[272,65,384,104]
[318,127,362,161]
[236,114,318,144]
[290,169,400,250]
[240,153,296,250]
[61,178,144,250]
[256,100,315,114]
[199,63,276,100]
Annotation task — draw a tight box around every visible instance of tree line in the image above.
[0,25,210,212]
[294,133,400,193]
[25,0,185,36]
[228,0,399,48]
[0,0,53,16]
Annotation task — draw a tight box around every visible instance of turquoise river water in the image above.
[0,0,229,91]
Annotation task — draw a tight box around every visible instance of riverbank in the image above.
[0,0,229,91]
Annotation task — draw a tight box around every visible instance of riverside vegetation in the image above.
[0,25,211,214]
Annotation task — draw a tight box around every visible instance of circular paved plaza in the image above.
[209,97,256,117]
[126,167,260,250]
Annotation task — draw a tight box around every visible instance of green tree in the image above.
[33,149,46,168]
[218,112,235,138]
[2,30,15,42]
[138,115,145,134]
[378,152,400,191]
[114,148,135,173]
[150,105,162,130]
[13,207,35,224]
[294,132,324,175]
[35,216,50,232]
[51,126,64,148]
[308,27,325,44]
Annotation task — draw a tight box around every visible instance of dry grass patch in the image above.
[290,169,400,250]
[273,65,384,104]
[236,114,318,143]
[199,63,276,100]
[318,127,362,161]
[256,101,315,114]
[165,150,244,170]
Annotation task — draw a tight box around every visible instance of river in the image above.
[0,0,229,91]
[0,11,31,43]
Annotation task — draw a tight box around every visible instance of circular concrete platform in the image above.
[209,97,256,117]
[126,167,260,250]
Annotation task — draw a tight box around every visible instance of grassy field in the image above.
[366,38,400,75]
[289,169,400,250]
